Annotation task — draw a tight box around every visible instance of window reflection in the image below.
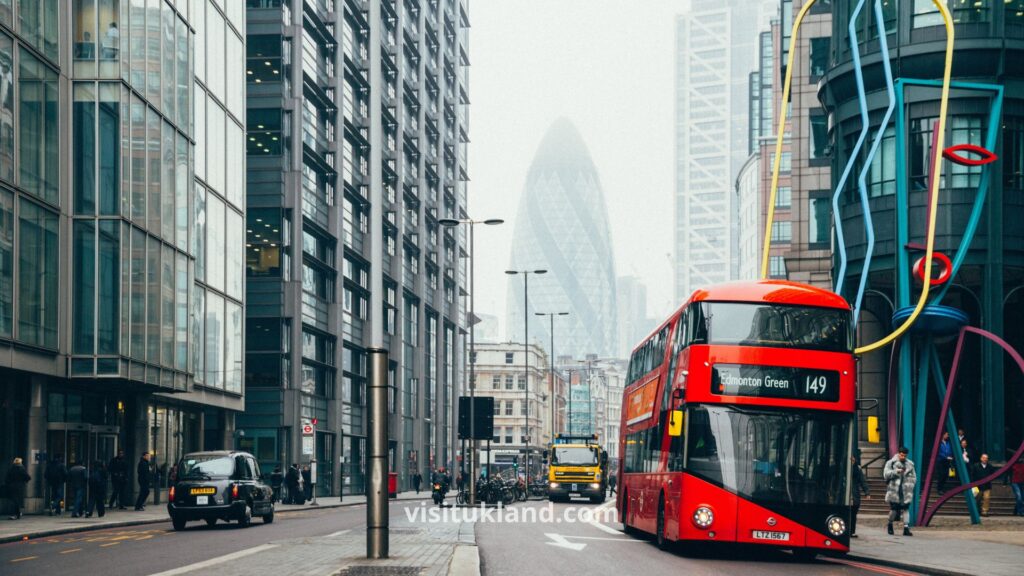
[246,209,282,277]
[248,108,282,155]
[247,35,283,84]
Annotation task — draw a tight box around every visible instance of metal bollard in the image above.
[367,348,389,559]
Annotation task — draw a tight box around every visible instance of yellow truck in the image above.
[545,434,608,503]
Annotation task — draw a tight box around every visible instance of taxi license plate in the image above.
[190,487,216,495]
[752,530,790,542]
[196,496,209,505]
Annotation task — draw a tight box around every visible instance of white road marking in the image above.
[325,529,351,538]
[544,533,587,551]
[145,544,277,576]
[588,501,623,535]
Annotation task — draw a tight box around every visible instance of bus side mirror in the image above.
[856,398,878,411]
[668,410,684,437]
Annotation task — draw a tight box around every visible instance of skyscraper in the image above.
[674,0,776,302]
[240,0,471,495]
[507,118,617,359]
[0,1,246,511]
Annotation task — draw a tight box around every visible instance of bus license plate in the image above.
[752,530,790,542]
[571,484,578,492]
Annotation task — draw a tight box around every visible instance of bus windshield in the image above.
[552,446,599,466]
[702,302,852,353]
[685,405,851,506]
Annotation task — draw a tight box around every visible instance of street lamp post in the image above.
[535,311,569,448]
[506,268,547,486]
[439,217,503,506]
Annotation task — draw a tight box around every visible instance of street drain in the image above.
[338,567,424,576]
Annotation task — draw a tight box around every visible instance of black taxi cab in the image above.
[167,451,275,530]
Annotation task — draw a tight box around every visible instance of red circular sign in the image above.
[302,424,314,435]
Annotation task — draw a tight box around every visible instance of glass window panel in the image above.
[247,209,281,277]
[226,29,243,120]
[0,190,11,337]
[205,290,224,388]
[120,222,129,356]
[206,2,224,102]
[130,0,145,89]
[226,0,244,32]
[193,0,204,83]
[99,0,120,76]
[207,98,225,194]
[226,208,243,300]
[99,83,120,215]
[195,184,206,281]
[130,96,146,222]
[913,0,943,27]
[73,221,97,354]
[175,252,187,370]
[162,0,175,120]
[206,192,225,291]
[808,196,830,246]
[146,0,161,107]
[226,300,242,393]
[176,132,188,251]
[810,114,828,160]
[74,83,97,215]
[162,121,174,240]
[118,0,129,81]
[18,48,59,205]
[18,200,59,349]
[74,0,98,75]
[247,35,282,85]
[130,226,145,359]
[194,86,206,179]
[147,234,160,362]
[98,220,119,354]
[809,37,829,79]
[120,85,130,216]
[226,119,243,208]
[162,243,174,365]
[0,33,12,183]
[176,16,189,130]
[18,0,58,62]
[0,1,10,27]
[192,284,205,382]
[148,106,161,234]
[247,108,282,155]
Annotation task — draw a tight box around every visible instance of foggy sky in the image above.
[468,0,688,339]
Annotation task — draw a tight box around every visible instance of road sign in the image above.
[302,423,314,436]
[302,435,314,455]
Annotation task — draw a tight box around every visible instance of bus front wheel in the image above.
[655,495,669,550]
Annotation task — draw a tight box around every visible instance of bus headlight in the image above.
[549,482,558,489]
[692,506,714,529]
[589,483,601,489]
[826,515,846,537]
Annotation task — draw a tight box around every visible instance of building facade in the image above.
[472,342,551,477]
[240,0,471,496]
[0,0,246,513]
[615,275,655,357]
[821,0,1024,457]
[506,118,617,359]
[674,0,775,302]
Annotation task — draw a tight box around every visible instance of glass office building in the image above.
[240,0,470,496]
[0,0,246,513]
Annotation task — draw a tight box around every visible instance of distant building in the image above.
[507,118,617,359]
[736,153,762,280]
[473,312,501,344]
[674,0,776,300]
[616,276,656,356]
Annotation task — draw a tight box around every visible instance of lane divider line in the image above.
[145,543,278,576]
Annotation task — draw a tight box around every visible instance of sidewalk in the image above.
[149,512,478,576]
[847,516,1024,576]
[0,491,431,545]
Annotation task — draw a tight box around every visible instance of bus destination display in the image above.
[711,363,840,402]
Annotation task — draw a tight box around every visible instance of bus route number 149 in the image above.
[805,375,828,396]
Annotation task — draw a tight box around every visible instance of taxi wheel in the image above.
[263,509,274,524]
[171,515,186,531]
[238,506,252,528]
[205,518,217,527]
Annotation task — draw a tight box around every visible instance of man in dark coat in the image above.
[135,452,152,511]
[972,453,994,517]
[285,463,300,504]
[270,466,284,503]
[108,450,128,510]
[4,457,30,520]
[301,465,313,503]
[44,454,67,516]
[86,461,109,518]
[67,461,88,518]
[850,455,870,537]
[413,471,422,494]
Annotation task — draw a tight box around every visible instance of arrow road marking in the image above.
[544,533,587,551]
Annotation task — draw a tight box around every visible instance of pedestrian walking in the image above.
[285,463,300,504]
[1010,456,1024,516]
[455,470,464,493]
[108,450,128,510]
[86,461,108,518]
[936,431,955,495]
[883,446,916,536]
[4,457,30,520]
[68,461,88,518]
[608,473,617,496]
[413,471,422,494]
[301,465,312,503]
[134,452,152,511]
[972,453,994,517]
[851,455,870,537]
[270,466,284,503]
[44,454,67,516]
[960,438,973,467]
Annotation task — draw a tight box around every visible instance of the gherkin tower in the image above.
[507,118,617,359]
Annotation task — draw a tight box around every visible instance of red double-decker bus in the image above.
[617,280,855,556]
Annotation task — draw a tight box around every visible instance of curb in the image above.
[0,495,432,545]
[844,553,975,576]
[447,544,480,576]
